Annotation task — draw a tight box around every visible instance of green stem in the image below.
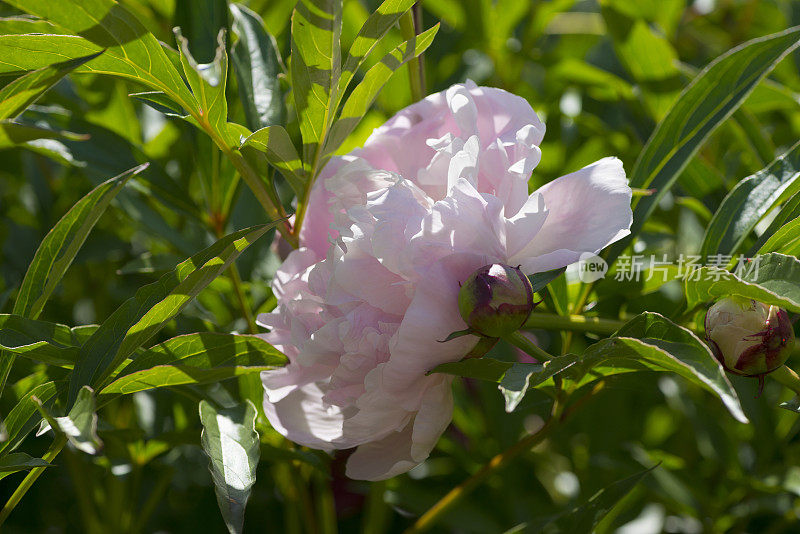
[523,312,624,336]
[228,263,258,334]
[0,435,67,527]
[503,331,554,361]
[404,399,564,534]
[771,365,800,396]
[362,481,389,534]
[399,7,425,103]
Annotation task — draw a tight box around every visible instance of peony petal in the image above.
[262,382,347,449]
[345,421,418,481]
[511,157,632,273]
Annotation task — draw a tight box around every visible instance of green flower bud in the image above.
[458,264,535,338]
[704,296,794,377]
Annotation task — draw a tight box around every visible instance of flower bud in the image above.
[705,296,794,377]
[458,264,535,338]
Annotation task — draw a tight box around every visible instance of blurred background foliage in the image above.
[1,0,800,532]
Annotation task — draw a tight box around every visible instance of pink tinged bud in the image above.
[458,264,535,338]
[705,297,795,377]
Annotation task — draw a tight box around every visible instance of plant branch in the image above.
[771,365,800,396]
[404,398,565,534]
[524,312,624,335]
[504,331,554,361]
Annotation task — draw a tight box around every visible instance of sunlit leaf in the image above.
[606,26,800,262]
[35,385,101,455]
[100,333,287,395]
[3,0,196,108]
[199,400,260,534]
[685,253,800,314]
[290,0,342,168]
[230,3,285,131]
[0,52,102,120]
[0,381,60,455]
[701,141,800,258]
[322,23,439,159]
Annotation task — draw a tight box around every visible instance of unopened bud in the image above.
[705,297,794,377]
[458,264,534,338]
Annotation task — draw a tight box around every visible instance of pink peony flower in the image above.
[259,81,633,480]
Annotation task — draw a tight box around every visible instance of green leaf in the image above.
[0,52,102,120]
[230,3,285,131]
[321,23,439,159]
[240,125,306,196]
[546,466,656,532]
[0,165,143,396]
[199,400,260,534]
[602,6,678,82]
[174,28,229,141]
[685,253,800,314]
[606,26,800,262]
[701,141,800,258]
[0,452,51,481]
[0,34,101,74]
[750,190,800,254]
[0,381,60,454]
[758,216,800,255]
[14,165,144,320]
[290,0,342,168]
[572,313,747,423]
[100,333,287,395]
[431,355,579,412]
[529,267,567,294]
[0,121,84,149]
[335,0,416,107]
[499,356,579,412]
[2,0,195,108]
[68,224,277,404]
[129,91,188,118]
[0,314,80,368]
[780,396,800,414]
[35,385,101,455]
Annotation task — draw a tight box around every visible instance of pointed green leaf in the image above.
[230,3,285,131]
[322,24,439,160]
[701,141,800,258]
[130,91,188,118]
[685,253,800,314]
[0,452,52,481]
[758,216,800,255]
[0,120,83,149]
[174,28,229,141]
[14,165,145,320]
[0,52,103,120]
[572,313,748,423]
[0,381,60,454]
[335,0,416,107]
[100,333,287,395]
[2,0,195,108]
[606,26,800,263]
[750,191,800,254]
[200,400,260,534]
[290,0,342,166]
[240,125,306,196]
[431,355,579,412]
[35,385,101,455]
[68,224,278,404]
[0,165,143,396]
[546,466,656,532]
[0,314,80,367]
